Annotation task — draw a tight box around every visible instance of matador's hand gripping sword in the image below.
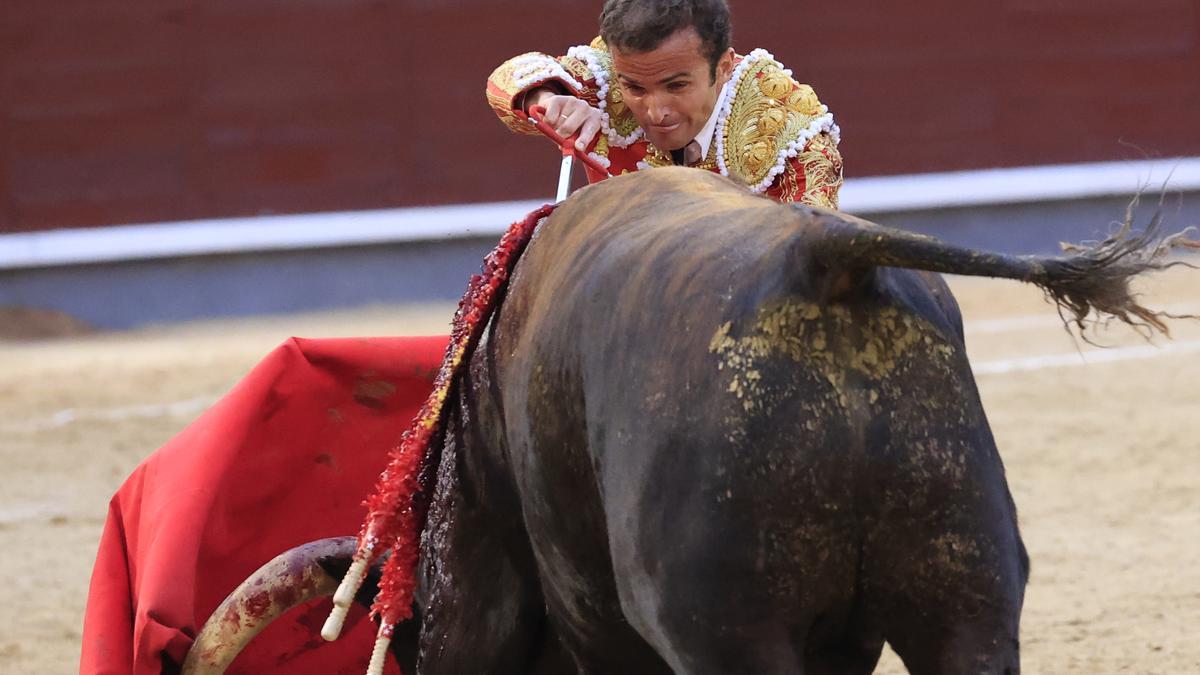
[520,104,613,201]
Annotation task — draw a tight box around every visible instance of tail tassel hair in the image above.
[1051,195,1200,338]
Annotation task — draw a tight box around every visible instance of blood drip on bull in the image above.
[322,203,557,673]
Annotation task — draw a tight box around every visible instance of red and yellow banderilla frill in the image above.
[321,203,557,674]
[323,104,611,675]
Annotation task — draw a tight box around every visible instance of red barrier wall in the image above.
[2,1,1198,233]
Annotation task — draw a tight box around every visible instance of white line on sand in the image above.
[963,304,1198,336]
[1,394,217,434]
[0,502,65,525]
[4,313,1197,432]
[972,339,1200,375]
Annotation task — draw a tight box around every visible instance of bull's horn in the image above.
[180,536,356,674]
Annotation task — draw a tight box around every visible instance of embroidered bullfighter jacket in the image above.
[487,37,843,207]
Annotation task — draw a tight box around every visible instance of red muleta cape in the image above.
[80,335,447,674]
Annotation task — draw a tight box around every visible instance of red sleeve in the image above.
[485,49,602,135]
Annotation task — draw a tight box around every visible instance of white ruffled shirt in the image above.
[690,83,728,162]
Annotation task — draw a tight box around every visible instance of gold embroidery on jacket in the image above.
[774,160,802,203]
[723,59,830,189]
[798,132,843,210]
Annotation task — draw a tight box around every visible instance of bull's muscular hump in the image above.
[460,168,1026,674]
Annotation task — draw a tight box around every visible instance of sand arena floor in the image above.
[0,266,1197,673]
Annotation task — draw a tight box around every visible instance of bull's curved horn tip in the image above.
[366,625,393,675]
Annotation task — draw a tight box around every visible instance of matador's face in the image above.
[611,28,734,152]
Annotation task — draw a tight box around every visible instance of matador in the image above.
[486,0,844,207]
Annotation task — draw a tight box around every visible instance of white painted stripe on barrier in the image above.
[839,157,1200,213]
[972,339,1200,375]
[0,199,550,270]
[2,157,1198,270]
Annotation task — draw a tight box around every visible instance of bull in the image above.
[183,167,1195,674]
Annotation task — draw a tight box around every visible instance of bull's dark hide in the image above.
[416,168,1028,675]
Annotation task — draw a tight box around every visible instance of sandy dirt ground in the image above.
[1,266,1197,673]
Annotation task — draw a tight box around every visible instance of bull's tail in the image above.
[801,200,1200,337]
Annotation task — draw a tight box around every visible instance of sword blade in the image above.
[556,155,574,202]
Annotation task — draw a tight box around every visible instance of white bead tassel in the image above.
[322,553,371,641]
[366,623,393,675]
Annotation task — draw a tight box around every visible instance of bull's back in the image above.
[490,168,1025,666]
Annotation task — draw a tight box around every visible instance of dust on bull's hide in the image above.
[708,296,993,592]
[709,298,956,418]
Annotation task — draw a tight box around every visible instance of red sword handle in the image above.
[519,104,611,176]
